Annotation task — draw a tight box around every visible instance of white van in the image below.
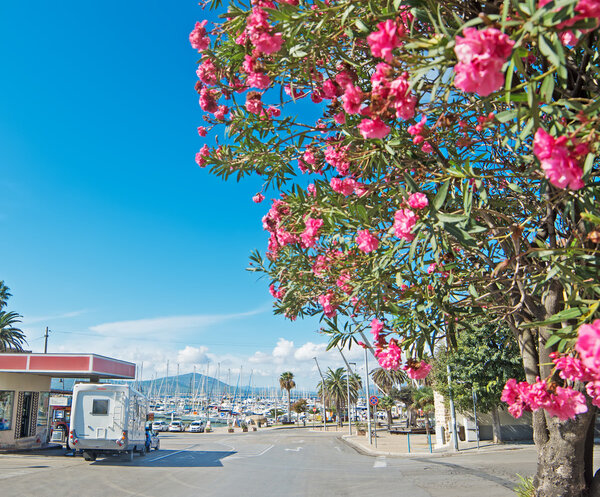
[69,383,148,462]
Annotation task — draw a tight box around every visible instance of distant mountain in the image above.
[51,372,233,397]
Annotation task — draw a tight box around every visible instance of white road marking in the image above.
[228,444,274,460]
[373,456,387,468]
[147,444,198,462]
[285,447,303,452]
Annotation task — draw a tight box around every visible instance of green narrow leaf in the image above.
[432,181,450,210]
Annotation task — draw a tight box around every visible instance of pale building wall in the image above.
[0,373,52,450]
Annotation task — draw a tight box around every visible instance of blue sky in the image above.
[0,1,365,388]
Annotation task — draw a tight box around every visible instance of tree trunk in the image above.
[535,407,596,497]
[287,388,291,422]
[387,409,392,430]
[490,406,503,444]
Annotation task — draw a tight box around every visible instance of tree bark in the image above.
[490,406,503,444]
[535,407,596,497]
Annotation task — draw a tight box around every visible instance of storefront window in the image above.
[37,392,50,427]
[0,391,14,431]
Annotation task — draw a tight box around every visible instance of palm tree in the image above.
[371,367,407,395]
[379,396,396,430]
[412,386,435,434]
[0,311,27,352]
[279,372,296,422]
[0,281,12,311]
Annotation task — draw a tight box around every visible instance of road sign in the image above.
[369,395,379,406]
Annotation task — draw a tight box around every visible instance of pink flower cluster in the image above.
[262,199,297,258]
[539,0,600,46]
[367,19,407,62]
[269,283,285,299]
[324,140,351,176]
[407,192,428,209]
[501,377,587,420]
[393,209,417,241]
[533,128,586,190]
[403,360,433,380]
[189,21,210,52]
[454,27,515,96]
[242,7,284,54]
[318,292,338,318]
[301,217,324,248]
[407,116,433,154]
[503,320,600,420]
[375,339,402,370]
[356,229,379,253]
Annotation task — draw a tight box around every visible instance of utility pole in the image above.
[364,347,372,445]
[44,327,50,353]
[447,365,459,452]
[313,357,327,432]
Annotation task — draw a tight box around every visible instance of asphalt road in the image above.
[0,428,536,497]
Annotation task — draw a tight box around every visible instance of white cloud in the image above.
[21,309,88,326]
[177,345,209,365]
[89,307,266,337]
[294,342,327,361]
[272,338,294,359]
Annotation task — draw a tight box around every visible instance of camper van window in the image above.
[92,399,109,415]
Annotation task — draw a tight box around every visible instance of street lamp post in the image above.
[364,348,372,445]
[313,357,327,432]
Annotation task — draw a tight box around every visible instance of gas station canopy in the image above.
[0,353,136,379]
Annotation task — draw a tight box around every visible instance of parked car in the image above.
[188,421,204,433]
[152,421,168,432]
[168,420,184,432]
[145,429,160,451]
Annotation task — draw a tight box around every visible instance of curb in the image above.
[339,435,535,459]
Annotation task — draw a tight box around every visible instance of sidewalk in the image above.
[311,425,535,458]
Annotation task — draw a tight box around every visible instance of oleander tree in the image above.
[189,0,599,495]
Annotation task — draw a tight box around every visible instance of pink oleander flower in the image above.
[375,340,402,370]
[393,209,417,241]
[318,292,338,318]
[196,58,218,86]
[334,112,346,124]
[421,142,434,154]
[404,360,432,380]
[543,386,588,421]
[454,27,515,96]
[266,106,281,118]
[269,283,285,299]
[307,184,317,197]
[501,379,532,418]
[322,79,340,99]
[198,144,210,157]
[367,20,405,62]
[336,272,353,294]
[356,229,379,253]
[427,263,437,274]
[199,88,218,113]
[254,31,283,54]
[253,193,265,203]
[576,320,600,373]
[358,117,390,139]
[408,192,428,210]
[246,93,264,115]
[552,353,595,382]
[213,105,229,120]
[586,381,600,408]
[247,71,271,89]
[371,318,384,340]
[389,73,416,120]
[330,177,356,196]
[195,152,207,168]
[533,128,585,190]
[342,84,363,114]
[197,126,208,137]
[301,217,324,248]
[189,21,210,51]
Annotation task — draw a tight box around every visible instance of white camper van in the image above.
[69,383,148,462]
